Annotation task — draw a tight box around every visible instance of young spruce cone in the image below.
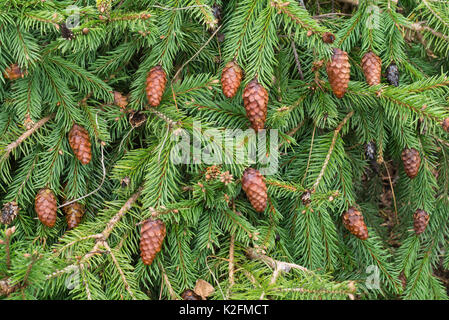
[241,168,267,213]
[243,79,268,132]
[326,48,350,98]
[342,206,368,240]
[386,63,399,87]
[221,61,243,98]
[401,148,421,179]
[69,124,92,165]
[4,64,25,80]
[181,289,202,300]
[145,66,167,107]
[413,209,429,235]
[62,202,85,229]
[361,51,382,86]
[140,219,166,265]
[35,189,57,227]
[0,202,19,225]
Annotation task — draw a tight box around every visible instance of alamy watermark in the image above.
[170,121,279,175]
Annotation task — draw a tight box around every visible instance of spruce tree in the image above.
[1,0,449,300]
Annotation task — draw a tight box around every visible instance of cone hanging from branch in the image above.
[413,209,429,235]
[68,124,92,165]
[35,189,57,228]
[140,219,166,265]
[361,51,382,86]
[342,206,368,240]
[326,48,350,98]
[145,66,167,107]
[243,78,268,132]
[401,148,421,179]
[62,201,85,229]
[221,61,243,98]
[241,168,267,213]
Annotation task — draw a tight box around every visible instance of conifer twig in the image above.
[159,261,177,300]
[311,111,354,192]
[246,247,308,273]
[291,41,304,80]
[102,241,136,300]
[2,113,55,160]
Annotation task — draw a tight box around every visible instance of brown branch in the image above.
[246,247,308,273]
[410,22,449,42]
[159,261,178,300]
[102,242,136,300]
[291,41,304,80]
[311,111,354,192]
[2,113,55,160]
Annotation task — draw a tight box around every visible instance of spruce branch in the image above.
[2,113,54,161]
[102,241,136,300]
[291,41,304,80]
[311,111,354,192]
[246,247,309,273]
[159,261,177,300]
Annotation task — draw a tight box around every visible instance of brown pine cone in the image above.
[413,209,429,235]
[35,189,57,227]
[221,61,243,98]
[401,148,421,179]
[68,124,92,165]
[342,206,368,240]
[442,118,449,133]
[361,51,382,86]
[0,202,19,225]
[4,64,25,80]
[62,202,85,229]
[140,219,166,265]
[241,168,267,213]
[145,66,167,107]
[181,289,202,300]
[326,48,350,98]
[243,79,268,132]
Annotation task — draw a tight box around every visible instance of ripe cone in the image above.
[68,124,92,165]
[1,202,19,225]
[342,206,368,240]
[442,118,449,133]
[140,219,166,265]
[4,64,25,80]
[361,51,382,86]
[386,63,399,87]
[413,209,429,235]
[221,61,243,98]
[326,48,350,98]
[62,202,85,229]
[401,148,421,179]
[35,189,57,227]
[241,168,267,213]
[145,66,167,107]
[242,79,268,132]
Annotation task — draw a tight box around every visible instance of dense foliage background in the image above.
[1,0,449,300]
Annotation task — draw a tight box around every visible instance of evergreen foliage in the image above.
[1,0,449,300]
